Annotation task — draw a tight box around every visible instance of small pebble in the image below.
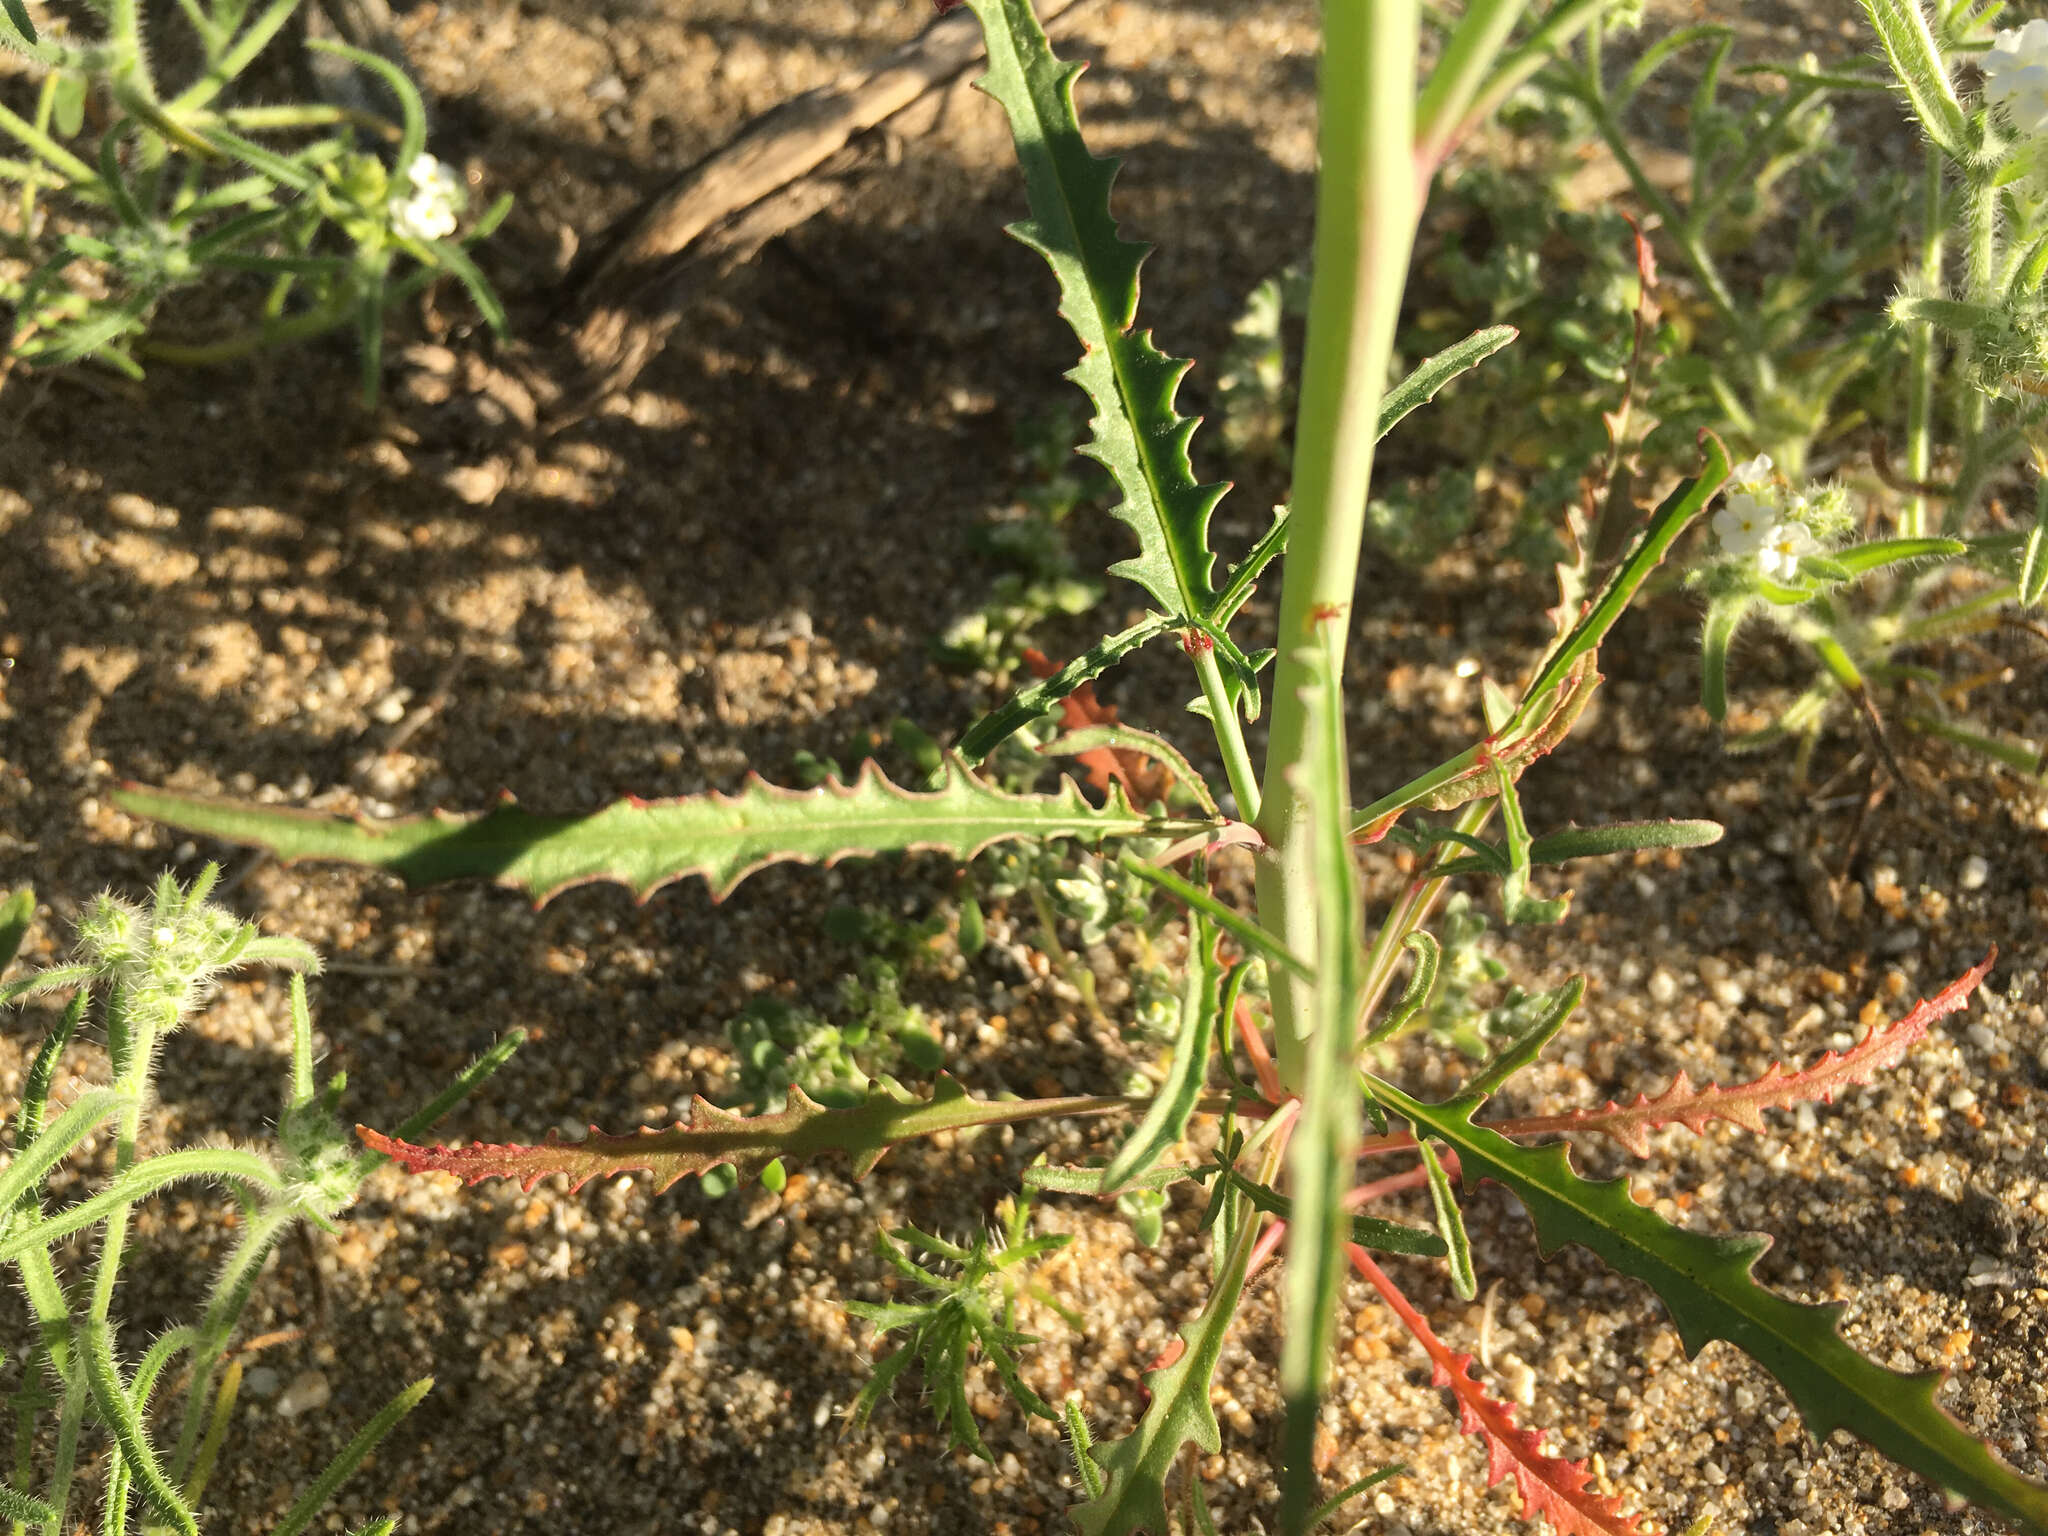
[1960,854,1990,890]
[273,1370,331,1418]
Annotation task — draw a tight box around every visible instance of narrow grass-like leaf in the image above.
[1064,1399,1105,1498]
[1099,916,1220,1193]
[1023,1162,1203,1196]
[2022,478,2048,608]
[15,991,87,1164]
[0,1088,131,1215]
[1211,508,1289,627]
[1830,536,1968,576]
[1041,724,1216,816]
[0,887,32,978]
[80,1323,196,1536]
[117,757,1154,907]
[358,1077,1134,1192]
[1304,1466,1404,1533]
[269,1378,432,1536]
[1521,435,1729,714]
[1702,586,1748,721]
[365,1029,524,1162]
[1364,931,1442,1046]
[1219,1171,1445,1259]
[1431,819,1725,880]
[180,1358,241,1506]
[0,0,37,46]
[0,1148,282,1265]
[1071,1189,1257,1536]
[305,40,424,171]
[1463,974,1585,1101]
[1375,326,1517,444]
[1117,853,1312,978]
[1417,1138,1475,1300]
[1368,1044,2048,1532]
[964,0,1226,624]
[1904,714,2044,773]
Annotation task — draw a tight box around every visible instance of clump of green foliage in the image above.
[0,0,506,401]
[0,873,516,1534]
[110,2,2048,1535]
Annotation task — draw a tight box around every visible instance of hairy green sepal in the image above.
[1370,1079,2048,1536]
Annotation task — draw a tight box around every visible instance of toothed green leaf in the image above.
[1369,1066,2048,1536]
[960,614,1174,764]
[1098,916,1221,1193]
[357,1077,1133,1191]
[1071,1192,1256,1536]
[115,756,1154,906]
[965,0,1226,626]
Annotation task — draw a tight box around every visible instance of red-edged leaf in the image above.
[1348,1244,1654,1536]
[1509,953,1994,1156]
[357,1077,1128,1192]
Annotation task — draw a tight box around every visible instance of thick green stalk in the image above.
[1257,0,1422,1090]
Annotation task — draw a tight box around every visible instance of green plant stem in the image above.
[1958,168,1997,480]
[139,293,359,365]
[1359,800,1493,1045]
[0,98,98,184]
[170,1203,294,1479]
[1257,0,1421,1090]
[87,1011,158,1329]
[1571,69,1744,334]
[1191,644,1261,822]
[1904,146,1944,539]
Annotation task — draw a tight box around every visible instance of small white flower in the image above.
[389,154,463,243]
[1983,19,2048,136]
[1712,491,1772,557]
[1727,454,1774,494]
[1756,521,1818,582]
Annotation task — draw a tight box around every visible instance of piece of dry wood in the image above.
[544,0,1087,425]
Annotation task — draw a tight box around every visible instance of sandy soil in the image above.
[2,0,2047,1533]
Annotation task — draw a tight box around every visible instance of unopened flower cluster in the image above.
[389,154,464,244]
[1710,455,1847,582]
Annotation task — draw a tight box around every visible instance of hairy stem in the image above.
[1257,0,1422,1089]
[1903,146,1943,539]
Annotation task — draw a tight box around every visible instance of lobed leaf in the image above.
[1098,918,1221,1193]
[1369,1018,2048,1536]
[1507,953,1993,1156]
[1349,1245,1652,1536]
[965,0,1227,627]
[1071,1189,1257,1535]
[357,1077,1133,1193]
[115,756,1154,907]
